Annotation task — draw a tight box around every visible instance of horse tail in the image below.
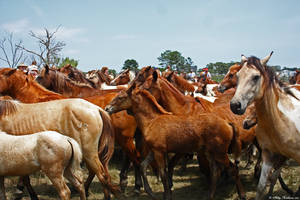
[98,108,119,194]
[228,122,242,162]
[66,138,84,184]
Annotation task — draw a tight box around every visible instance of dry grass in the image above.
[4,154,300,200]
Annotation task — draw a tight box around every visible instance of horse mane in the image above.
[247,56,298,100]
[137,89,172,115]
[172,74,195,92]
[0,100,19,118]
[52,69,94,89]
[159,77,195,105]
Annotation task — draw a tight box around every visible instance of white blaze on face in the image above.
[128,71,135,82]
[277,88,300,133]
[206,84,218,97]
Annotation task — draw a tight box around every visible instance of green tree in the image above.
[58,57,79,68]
[123,59,139,72]
[158,50,185,72]
[204,61,238,75]
[108,69,117,77]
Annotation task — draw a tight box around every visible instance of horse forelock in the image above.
[0,100,19,118]
[137,89,172,115]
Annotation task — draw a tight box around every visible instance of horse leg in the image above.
[64,167,86,200]
[278,173,295,196]
[140,151,158,200]
[255,150,277,200]
[23,175,39,200]
[48,175,71,200]
[119,153,131,192]
[206,155,220,200]
[244,144,254,169]
[83,151,119,200]
[153,151,172,200]
[227,161,246,200]
[168,153,184,188]
[254,138,262,180]
[179,153,193,174]
[133,163,143,194]
[267,155,286,197]
[0,176,6,200]
[84,171,94,196]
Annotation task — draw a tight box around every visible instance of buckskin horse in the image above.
[105,88,245,200]
[230,52,300,199]
[0,129,85,200]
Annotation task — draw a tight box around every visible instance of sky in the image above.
[1,0,300,72]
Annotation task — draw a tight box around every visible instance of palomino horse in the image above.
[218,63,242,93]
[36,66,122,98]
[0,67,141,194]
[230,52,300,199]
[36,66,142,192]
[58,64,97,88]
[0,130,85,200]
[110,69,136,86]
[105,88,245,200]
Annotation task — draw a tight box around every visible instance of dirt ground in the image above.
[4,153,300,200]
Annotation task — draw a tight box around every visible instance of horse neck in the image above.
[12,78,63,103]
[131,95,163,131]
[159,80,206,114]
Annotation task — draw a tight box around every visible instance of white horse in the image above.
[0,131,85,200]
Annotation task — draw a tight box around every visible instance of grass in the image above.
[3,153,300,200]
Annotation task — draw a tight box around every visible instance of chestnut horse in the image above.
[0,130,85,200]
[36,66,122,98]
[0,67,141,194]
[105,88,245,200]
[110,69,136,86]
[218,63,242,93]
[230,52,300,199]
[0,96,117,199]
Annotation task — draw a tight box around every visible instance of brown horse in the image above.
[110,69,136,86]
[105,88,245,200]
[36,66,122,98]
[0,96,117,200]
[230,52,300,199]
[0,67,142,194]
[133,68,258,173]
[218,63,242,93]
[58,64,97,88]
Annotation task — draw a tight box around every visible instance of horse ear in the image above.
[145,66,151,71]
[260,51,273,66]
[241,54,248,63]
[45,64,50,74]
[153,70,158,82]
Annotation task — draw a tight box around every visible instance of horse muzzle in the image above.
[230,100,246,115]
[104,105,114,114]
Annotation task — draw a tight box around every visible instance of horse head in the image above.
[218,63,242,93]
[230,52,273,115]
[36,65,55,89]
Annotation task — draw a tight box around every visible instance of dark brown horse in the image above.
[106,88,245,200]
[289,69,300,84]
[58,64,97,88]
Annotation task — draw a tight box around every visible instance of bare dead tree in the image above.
[0,33,27,68]
[17,26,65,67]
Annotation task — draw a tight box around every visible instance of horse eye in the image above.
[252,75,260,82]
[229,74,233,79]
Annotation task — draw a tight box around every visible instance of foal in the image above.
[106,89,245,200]
[0,131,85,200]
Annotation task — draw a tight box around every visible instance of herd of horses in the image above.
[0,52,299,200]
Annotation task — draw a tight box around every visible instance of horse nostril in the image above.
[230,101,241,113]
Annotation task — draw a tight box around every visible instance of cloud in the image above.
[1,19,30,34]
[31,5,43,17]
[111,34,137,40]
